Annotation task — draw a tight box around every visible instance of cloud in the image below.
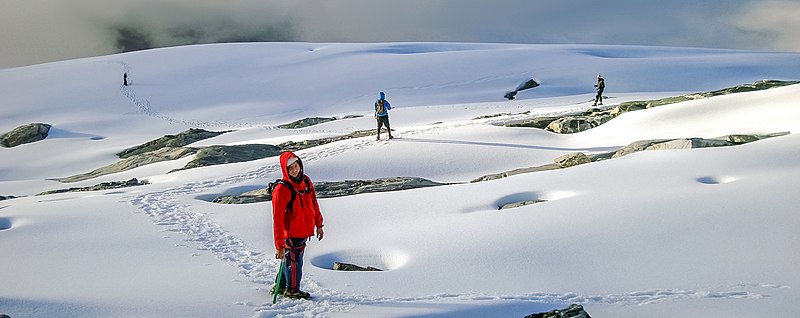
[0,0,298,68]
[728,0,800,51]
[1,0,798,68]
[101,0,297,51]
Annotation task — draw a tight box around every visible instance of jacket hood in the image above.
[279,151,304,182]
[379,91,385,100]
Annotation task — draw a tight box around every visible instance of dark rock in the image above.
[213,177,451,204]
[535,80,800,134]
[117,128,229,159]
[313,177,449,199]
[1,123,51,147]
[278,117,337,129]
[277,115,363,129]
[554,152,591,168]
[503,116,559,129]
[1,195,18,201]
[499,199,548,210]
[506,79,540,100]
[333,262,383,271]
[60,147,197,183]
[546,113,614,134]
[174,144,283,172]
[524,304,591,318]
[277,128,388,153]
[474,133,786,183]
[37,178,149,196]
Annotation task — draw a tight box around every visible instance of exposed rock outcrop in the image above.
[59,127,389,182]
[59,147,197,183]
[173,144,283,172]
[502,80,799,134]
[501,116,558,129]
[277,115,363,129]
[524,304,591,318]
[555,152,591,168]
[213,177,450,204]
[1,123,51,147]
[546,111,615,134]
[37,178,149,196]
[333,262,383,271]
[278,117,336,129]
[0,195,18,201]
[473,133,788,183]
[505,78,540,100]
[116,128,228,159]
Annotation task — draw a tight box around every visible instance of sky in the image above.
[2,0,800,68]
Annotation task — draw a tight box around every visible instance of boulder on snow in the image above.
[0,195,18,201]
[555,152,591,168]
[1,123,51,147]
[333,262,383,271]
[499,199,548,210]
[524,304,592,318]
[546,113,615,134]
[505,78,540,100]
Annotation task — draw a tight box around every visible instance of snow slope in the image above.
[1,42,799,318]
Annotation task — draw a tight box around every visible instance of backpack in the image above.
[268,179,296,214]
[376,99,386,115]
[268,176,311,228]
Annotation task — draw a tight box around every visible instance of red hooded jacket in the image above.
[272,151,324,250]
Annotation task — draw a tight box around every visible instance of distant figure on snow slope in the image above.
[593,74,605,106]
[374,91,394,140]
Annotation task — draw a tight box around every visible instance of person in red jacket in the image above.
[271,151,325,299]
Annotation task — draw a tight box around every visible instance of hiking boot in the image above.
[283,289,311,299]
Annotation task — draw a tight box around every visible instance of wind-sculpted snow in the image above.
[4,43,798,318]
[128,116,783,316]
[123,74,796,315]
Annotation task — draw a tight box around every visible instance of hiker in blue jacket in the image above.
[374,91,394,140]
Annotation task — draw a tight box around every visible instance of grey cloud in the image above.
[1,0,798,68]
[99,1,298,52]
[728,0,800,51]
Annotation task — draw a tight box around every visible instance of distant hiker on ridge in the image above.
[374,91,394,140]
[593,74,605,106]
[123,73,129,86]
[270,151,325,300]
